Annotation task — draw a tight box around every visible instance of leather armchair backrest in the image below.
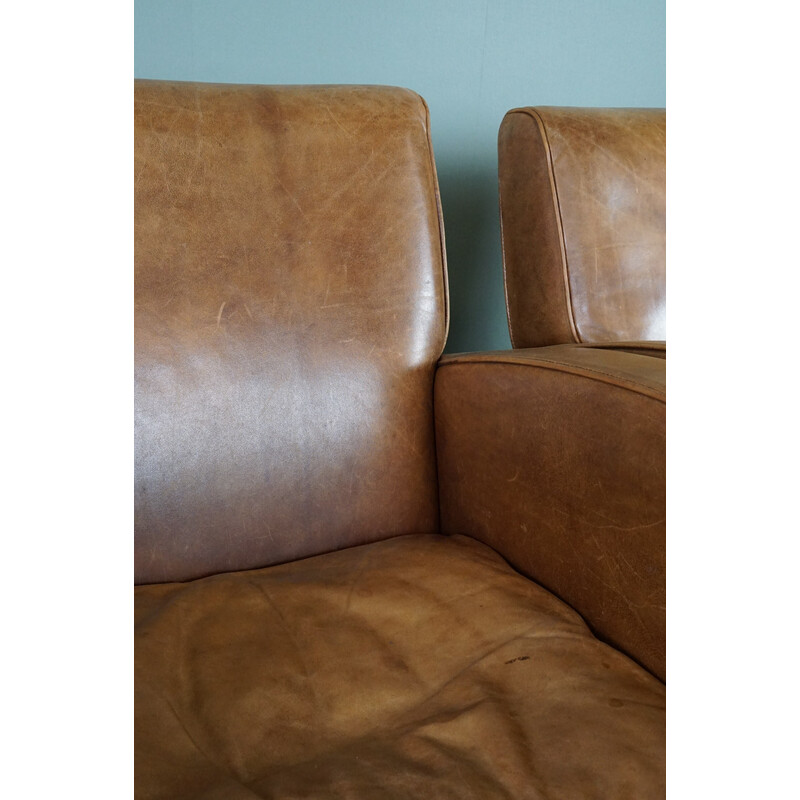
[498,107,665,347]
[135,81,448,584]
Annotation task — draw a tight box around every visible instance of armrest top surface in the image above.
[439,343,665,401]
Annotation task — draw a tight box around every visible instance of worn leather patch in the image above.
[136,534,665,798]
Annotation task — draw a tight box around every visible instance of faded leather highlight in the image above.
[499,107,666,347]
[135,82,448,584]
[435,349,666,681]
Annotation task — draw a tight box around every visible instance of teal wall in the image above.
[135,0,665,353]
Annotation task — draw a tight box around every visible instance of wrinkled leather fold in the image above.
[435,349,665,680]
[136,534,665,799]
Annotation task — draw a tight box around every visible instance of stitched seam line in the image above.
[498,114,518,348]
[518,108,581,344]
[419,93,449,353]
[418,91,449,536]
[437,357,665,401]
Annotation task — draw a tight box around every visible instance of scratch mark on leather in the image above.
[273,174,310,221]
[561,130,648,182]
[618,552,652,583]
[253,526,275,543]
[216,302,226,326]
[321,103,354,137]
[314,157,391,221]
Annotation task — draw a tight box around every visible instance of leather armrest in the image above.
[572,340,666,359]
[434,345,665,681]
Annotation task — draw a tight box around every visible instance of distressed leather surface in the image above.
[498,107,665,347]
[435,348,665,680]
[135,81,448,584]
[135,534,665,799]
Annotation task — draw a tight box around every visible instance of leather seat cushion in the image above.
[136,534,665,798]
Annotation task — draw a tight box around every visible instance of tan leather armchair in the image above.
[135,82,665,798]
[435,107,667,690]
[498,106,666,350]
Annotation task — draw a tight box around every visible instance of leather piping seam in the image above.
[419,92,450,353]
[419,91,448,536]
[498,115,518,348]
[584,343,666,360]
[514,108,581,344]
[580,341,666,351]
[437,357,665,401]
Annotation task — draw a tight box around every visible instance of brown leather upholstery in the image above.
[136,535,665,798]
[135,80,448,584]
[498,107,666,347]
[435,346,666,681]
[135,81,665,798]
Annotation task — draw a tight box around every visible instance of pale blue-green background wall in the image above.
[135,0,665,353]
